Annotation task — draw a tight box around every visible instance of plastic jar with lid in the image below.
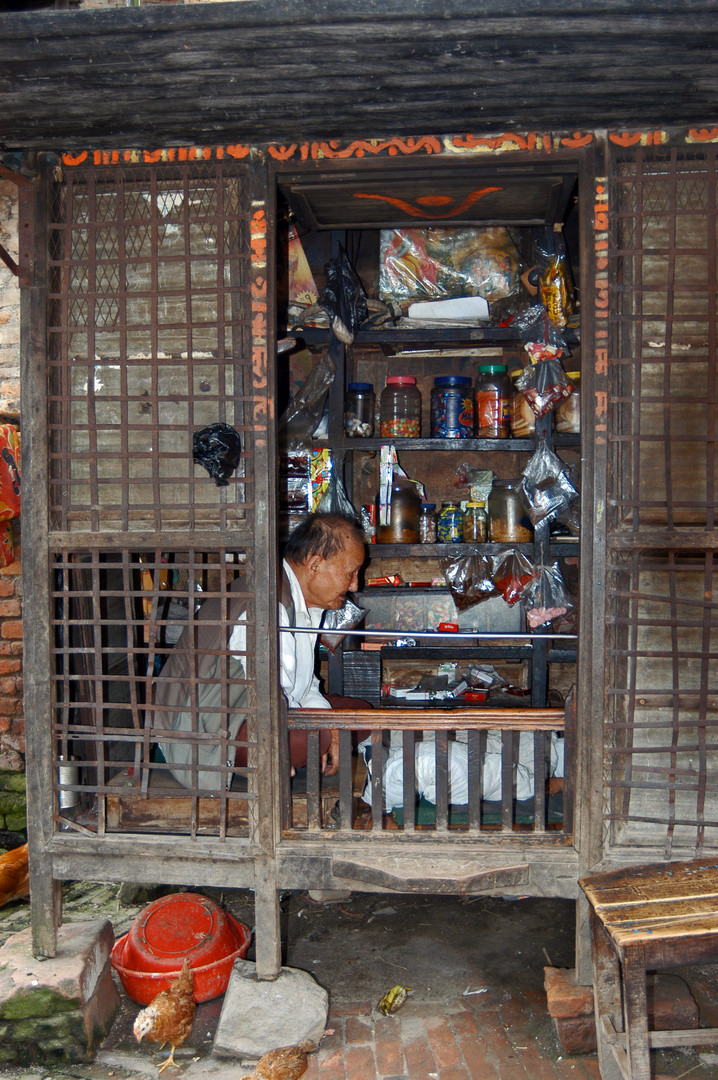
[380,376,422,438]
[488,479,533,543]
[463,501,488,542]
[554,372,581,434]
[475,364,511,438]
[419,502,437,543]
[437,502,464,543]
[509,367,536,438]
[376,478,421,544]
[344,382,375,437]
[430,376,474,439]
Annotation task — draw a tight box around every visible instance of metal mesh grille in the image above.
[46,163,253,532]
[606,147,718,854]
[52,549,256,839]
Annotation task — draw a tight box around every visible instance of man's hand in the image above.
[321,729,341,776]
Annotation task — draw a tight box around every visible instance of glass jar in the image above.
[344,382,375,437]
[488,479,533,543]
[430,375,474,439]
[475,364,511,438]
[463,501,488,542]
[509,367,536,438]
[419,502,437,543]
[376,478,421,544]
[380,376,422,438]
[437,501,464,543]
[554,372,581,434]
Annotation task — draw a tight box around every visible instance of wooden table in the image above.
[579,858,718,1080]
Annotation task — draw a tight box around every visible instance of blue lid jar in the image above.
[430,375,474,439]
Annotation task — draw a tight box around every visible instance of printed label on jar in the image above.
[476,391,510,434]
[431,391,474,438]
[437,506,464,543]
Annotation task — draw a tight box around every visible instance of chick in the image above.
[133,958,196,1073]
[240,1039,315,1080]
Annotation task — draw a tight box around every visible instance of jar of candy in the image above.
[380,376,422,438]
[509,367,536,438]
[430,376,474,439]
[437,501,464,543]
[376,478,421,544]
[463,501,488,542]
[475,364,511,438]
[488,479,533,543]
[344,382,375,437]
[554,372,581,434]
[419,502,437,543]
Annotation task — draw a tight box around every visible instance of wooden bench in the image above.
[580,858,718,1080]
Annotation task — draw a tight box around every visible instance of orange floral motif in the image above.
[687,128,718,143]
[62,152,88,167]
[561,132,594,148]
[268,145,298,160]
[142,149,164,163]
[609,133,642,147]
[309,136,440,160]
[451,133,536,152]
[353,186,502,218]
[226,144,251,159]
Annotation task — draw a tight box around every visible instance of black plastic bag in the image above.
[192,423,241,487]
[277,350,336,451]
[319,245,368,345]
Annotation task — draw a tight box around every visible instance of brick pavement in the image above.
[302,991,604,1080]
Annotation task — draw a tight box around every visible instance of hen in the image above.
[0,843,29,908]
[133,958,196,1073]
[240,1039,315,1080]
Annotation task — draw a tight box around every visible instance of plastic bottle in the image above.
[430,376,474,438]
[463,502,488,542]
[475,364,511,438]
[509,367,536,438]
[419,502,437,543]
[380,376,422,438]
[554,372,581,433]
[344,382,375,437]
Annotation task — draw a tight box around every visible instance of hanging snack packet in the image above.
[491,548,538,606]
[514,303,569,363]
[518,441,579,525]
[516,357,574,419]
[520,562,576,629]
[444,551,497,611]
[535,226,575,330]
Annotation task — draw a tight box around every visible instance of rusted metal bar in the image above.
[288,708,565,730]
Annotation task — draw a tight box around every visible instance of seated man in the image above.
[153,512,366,790]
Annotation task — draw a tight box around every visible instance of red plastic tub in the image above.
[111,892,251,1004]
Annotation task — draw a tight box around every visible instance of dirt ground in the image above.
[0,882,717,1079]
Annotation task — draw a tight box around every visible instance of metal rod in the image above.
[279,626,577,640]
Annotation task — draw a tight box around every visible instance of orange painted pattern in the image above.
[593,178,609,440]
[353,185,502,219]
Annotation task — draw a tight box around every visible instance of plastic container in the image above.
[376,478,421,544]
[419,502,437,543]
[430,376,474,439]
[437,501,464,543]
[475,364,511,438]
[380,376,422,438]
[111,892,252,1004]
[554,371,581,433]
[463,501,488,542]
[509,367,536,438]
[488,479,533,543]
[344,382,375,437]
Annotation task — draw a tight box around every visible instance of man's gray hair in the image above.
[284,512,364,565]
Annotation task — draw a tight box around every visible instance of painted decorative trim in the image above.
[593,178,609,442]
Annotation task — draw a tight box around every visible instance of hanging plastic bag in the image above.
[443,551,497,611]
[316,465,360,523]
[516,357,574,419]
[491,548,538,606]
[277,350,336,450]
[320,597,368,653]
[192,422,242,487]
[518,441,579,526]
[319,245,368,345]
[454,462,495,504]
[535,226,575,330]
[520,562,576,629]
[514,303,569,364]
